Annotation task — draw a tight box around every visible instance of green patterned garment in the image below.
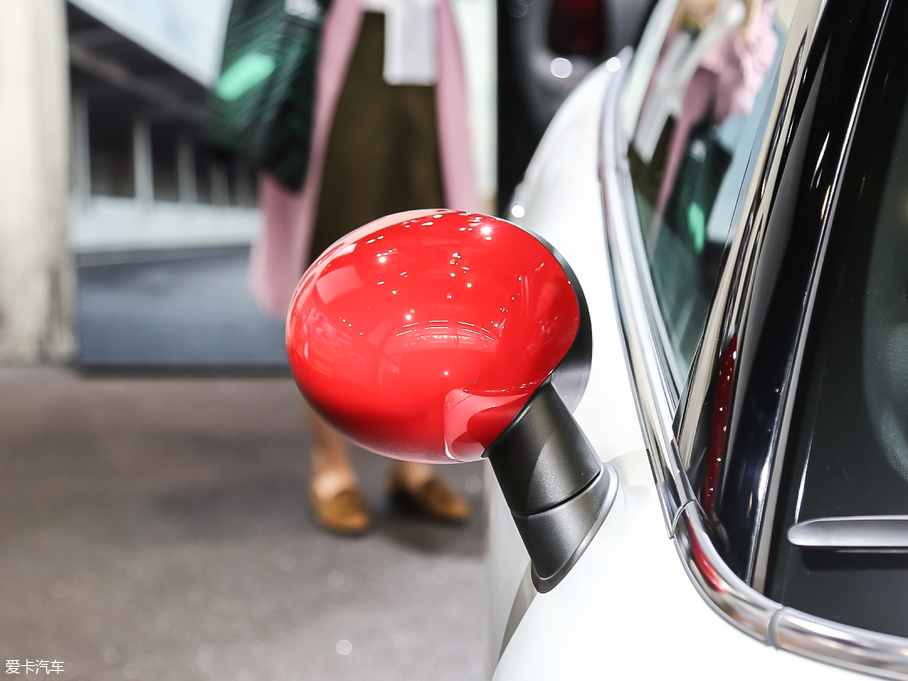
[208,0,331,190]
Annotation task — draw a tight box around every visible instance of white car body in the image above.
[487,17,869,681]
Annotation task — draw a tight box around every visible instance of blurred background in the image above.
[0,0,645,678]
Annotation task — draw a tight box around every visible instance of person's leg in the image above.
[389,461,470,523]
[380,59,467,524]
[308,13,468,526]
[305,401,370,533]
[308,402,356,494]
[304,16,386,535]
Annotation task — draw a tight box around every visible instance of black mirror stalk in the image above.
[486,380,618,592]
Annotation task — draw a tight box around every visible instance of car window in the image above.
[766,8,908,637]
[626,0,789,379]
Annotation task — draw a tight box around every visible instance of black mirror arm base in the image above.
[485,380,620,592]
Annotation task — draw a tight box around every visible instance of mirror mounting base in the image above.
[485,380,619,592]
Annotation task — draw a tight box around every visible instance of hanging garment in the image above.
[250,0,478,317]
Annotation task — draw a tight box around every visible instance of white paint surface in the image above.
[489,61,866,681]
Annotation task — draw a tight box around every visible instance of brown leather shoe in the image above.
[310,487,371,535]
[389,475,470,523]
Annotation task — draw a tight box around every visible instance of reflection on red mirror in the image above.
[286,209,581,463]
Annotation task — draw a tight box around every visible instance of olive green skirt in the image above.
[310,12,445,260]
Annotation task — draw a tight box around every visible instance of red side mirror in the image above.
[287,209,616,591]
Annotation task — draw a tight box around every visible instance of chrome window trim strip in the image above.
[599,2,908,677]
[600,48,684,533]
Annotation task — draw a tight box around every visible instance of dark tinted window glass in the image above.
[767,9,908,637]
[151,123,180,203]
[89,97,135,198]
[628,0,787,377]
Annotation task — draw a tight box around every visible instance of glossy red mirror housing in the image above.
[285,209,582,463]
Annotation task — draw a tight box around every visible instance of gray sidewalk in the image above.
[0,367,488,681]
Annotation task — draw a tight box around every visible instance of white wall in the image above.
[0,0,74,362]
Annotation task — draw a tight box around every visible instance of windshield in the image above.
[626,0,788,379]
[766,3,908,637]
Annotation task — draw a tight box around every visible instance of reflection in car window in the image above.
[627,0,786,378]
[767,14,908,637]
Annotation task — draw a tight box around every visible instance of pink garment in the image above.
[655,1,778,217]
[250,0,479,318]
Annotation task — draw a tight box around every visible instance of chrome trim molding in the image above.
[775,610,908,679]
[675,506,778,642]
[788,516,908,551]
[600,47,684,536]
[599,2,908,677]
